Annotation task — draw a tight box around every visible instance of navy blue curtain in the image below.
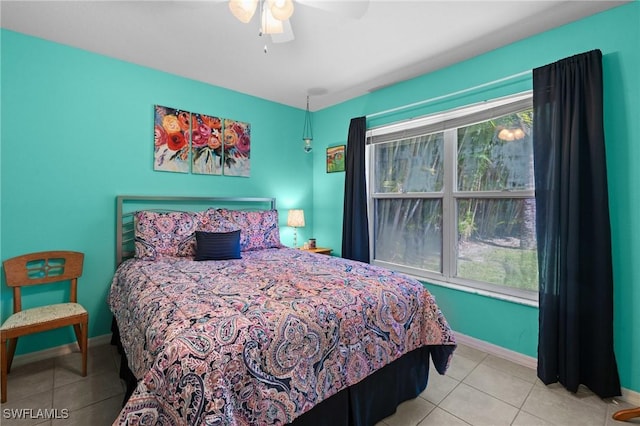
[533,49,621,398]
[342,117,369,263]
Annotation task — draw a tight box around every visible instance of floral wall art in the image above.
[223,119,251,177]
[192,113,223,175]
[154,105,190,173]
[153,105,250,177]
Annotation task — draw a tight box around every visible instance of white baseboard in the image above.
[11,334,113,368]
[454,331,538,370]
[621,387,640,407]
[454,331,640,406]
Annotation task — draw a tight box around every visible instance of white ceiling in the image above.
[0,0,628,111]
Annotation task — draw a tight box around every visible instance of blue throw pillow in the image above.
[194,230,242,261]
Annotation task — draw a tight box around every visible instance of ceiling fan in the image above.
[228,0,369,48]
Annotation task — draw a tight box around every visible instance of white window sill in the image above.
[405,273,539,308]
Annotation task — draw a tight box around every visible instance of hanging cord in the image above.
[258,0,268,53]
[367,70,531,119]
[302,96,313,140]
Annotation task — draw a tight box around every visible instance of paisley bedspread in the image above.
[108,248,456,425]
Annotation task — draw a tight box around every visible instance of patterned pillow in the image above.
[134,211,199,260]
[196,210,240,233]
[204,208,283,252]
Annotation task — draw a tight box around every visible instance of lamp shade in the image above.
[287,209,305,227]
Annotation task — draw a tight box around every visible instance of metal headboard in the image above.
[116,195,277,267]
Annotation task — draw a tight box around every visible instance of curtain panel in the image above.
[533,49,621,398]
[342,117,370,263]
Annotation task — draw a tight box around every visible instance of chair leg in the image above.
[6,337,17,374]
[1,334,7,403]
[73,323,82,350]
[82,320,88,377]
[74,321,88,377]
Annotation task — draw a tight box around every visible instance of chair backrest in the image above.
[2,251,84,314]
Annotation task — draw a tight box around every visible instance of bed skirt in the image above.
[111,318,450,425]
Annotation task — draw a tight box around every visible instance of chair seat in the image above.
[0,303,87,331]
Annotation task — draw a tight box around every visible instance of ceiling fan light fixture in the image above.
[261,2,284,34]
[268,0,294,21]
[229,0,259,23]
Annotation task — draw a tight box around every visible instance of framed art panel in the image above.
[222,119,251,177]
[154,105,190,173]
[326,145,346,173]
[191,113,223,175]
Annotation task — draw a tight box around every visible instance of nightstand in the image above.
[300,247,332,255]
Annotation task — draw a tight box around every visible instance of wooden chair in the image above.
[1,251,88,403]
[613,407,640,422]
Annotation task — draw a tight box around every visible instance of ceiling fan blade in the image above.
[297,0,369,19]
[271,19,295,43]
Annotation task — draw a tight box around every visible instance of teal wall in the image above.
[0,29,314,354]
[1,2,638,395]
[312,2,639,394]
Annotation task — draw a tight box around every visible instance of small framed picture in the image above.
[326,145,346,173]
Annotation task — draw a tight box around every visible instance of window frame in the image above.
[366,92,538,304]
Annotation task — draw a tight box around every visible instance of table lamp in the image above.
[287,209,305,248]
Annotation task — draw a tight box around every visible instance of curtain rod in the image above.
[367,70,532,119]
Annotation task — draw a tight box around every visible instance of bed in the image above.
[108,195,456,425]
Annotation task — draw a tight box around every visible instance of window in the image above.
[367,93,538,302]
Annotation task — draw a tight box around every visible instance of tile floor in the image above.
[0,342,637,425]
